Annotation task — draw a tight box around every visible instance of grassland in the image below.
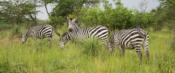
[0,29,174,73]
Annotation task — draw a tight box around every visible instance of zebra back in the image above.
[114,28,147,48]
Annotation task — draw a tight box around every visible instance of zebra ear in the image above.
[67,17,73,21]
[70,18,73,21]
[72,18,78,23]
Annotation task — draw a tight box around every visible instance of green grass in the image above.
[0,30,175,73]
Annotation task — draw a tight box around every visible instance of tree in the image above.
[0,0,37,25]
[79,0,155,30]
[49,0,100,27]
[0,0,38,36]
[153,0,175,30]
[41,0,56,18]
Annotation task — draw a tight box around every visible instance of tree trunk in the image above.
[44,2,50,18]
[29,14,37,26]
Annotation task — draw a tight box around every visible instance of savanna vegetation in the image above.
[0,0,175,73]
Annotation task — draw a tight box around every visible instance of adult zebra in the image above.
[59,25,109,48]
[108,28,149,62]
[21,24,60,44]
[59,18,109,48]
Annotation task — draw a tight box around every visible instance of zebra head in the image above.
[67,18,79,32]
[59,32,71,48]
[21,32,28,44]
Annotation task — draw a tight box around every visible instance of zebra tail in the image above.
[108,32,115,52]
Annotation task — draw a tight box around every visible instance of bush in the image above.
[79,6,155,30]
[75,38,104,56]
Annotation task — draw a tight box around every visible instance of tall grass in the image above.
[0,30,174,73]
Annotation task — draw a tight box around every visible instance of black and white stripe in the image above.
[59,25,109,48]
[108,28,149,61]
[21,25,53,43]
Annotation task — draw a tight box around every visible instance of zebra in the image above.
[108,28,149,62]
[21,24,60,44]
[59,25,109,48]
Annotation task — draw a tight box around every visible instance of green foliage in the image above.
[153,0,175,30]
[51,0,84,17]
[42,0,55,4]
[50,0,83,26]
[79,6,155,30]
[50,0,100,27]
[77,38,105,56]
[161,0,175,20]
[0,1,37,24]
[50,16,65,27]
[79,7,104,27]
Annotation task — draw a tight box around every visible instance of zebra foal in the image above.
[108,28,149,62]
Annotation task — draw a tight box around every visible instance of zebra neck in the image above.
[66,33,72,41]
[74,25,80,31]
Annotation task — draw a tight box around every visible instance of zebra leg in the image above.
[119,46,125,56]
[109,47,113,53]
[103,39,113,53]
[107,42,113,53]
[48,37,52,48]
[135,46,142,63]
[144,40,149,61]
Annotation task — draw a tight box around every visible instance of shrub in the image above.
[75,38,104,56]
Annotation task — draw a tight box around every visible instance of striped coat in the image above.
[108,28,149,61]
[59,25,109,48]
[21,25,53,43]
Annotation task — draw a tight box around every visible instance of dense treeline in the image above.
[78,6,155,30]
[49,0,156,30]
[0,0,174,33]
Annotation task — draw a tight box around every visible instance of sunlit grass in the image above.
[0,30,174,73]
